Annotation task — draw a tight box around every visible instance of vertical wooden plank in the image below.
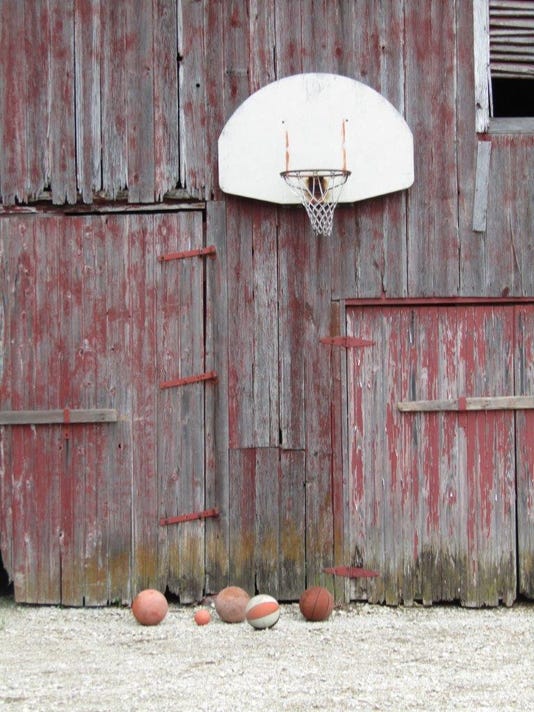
[226,201,255,448]
[404,0,459,295]
[279,449,306,599]
[459,305,516,606]
[179,0,207,197]
[515,304,534,598]
[79,217,109,605]
[304,236,335,589]
[346,306,382,602]
[8,219,38,601]
[0,1,27,204]
[252,207,279,447]
[24,0,50,200]
[74,0,102,203]
[0,220,12,581]
[35,217,62,603]
[59,217,87,605]
[129,214,159,592]
[153,0,180,199]
[249,0,276,91]
[329,301,348,602]
[274,0,304,76]
[255,448,280,594]
[436,307,462,603]
[157,212,205,603]
[126,0,155,202]
[103,215,133,604]
[100,1,128,199]
[205,202,229,593]
[48,0,77,205]
[228,448,256,593]
[203,0,225,200]
[278,213,307,449]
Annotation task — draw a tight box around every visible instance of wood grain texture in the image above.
[347,304,519,606]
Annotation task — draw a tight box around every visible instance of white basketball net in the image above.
[280,169,351,237]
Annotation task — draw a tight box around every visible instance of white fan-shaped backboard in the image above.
[218,73,414,204]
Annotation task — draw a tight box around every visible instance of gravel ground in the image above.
[0,596,533,711]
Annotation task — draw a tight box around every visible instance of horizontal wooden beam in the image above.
[0,408,118,425]
[397,395,534,413]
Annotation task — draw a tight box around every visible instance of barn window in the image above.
[474,0,534,132]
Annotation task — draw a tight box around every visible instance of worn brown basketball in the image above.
[131,589,168,626]
[299,586,334,622]
[214,586,250,623]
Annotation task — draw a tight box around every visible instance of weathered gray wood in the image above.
[157,212,205,603]
[205,202,230,593]
[514,305,534,599]
[398,395,534,412]
[472,141,492,232]
[405,1,460,295]
[489,117,534,133]
[74,1,102,203]
[0,409,118,425]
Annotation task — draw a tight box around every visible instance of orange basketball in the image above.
[194,609,212,626]
[131,589,168,626]
[214,586,250,623]
[299,586,334,622]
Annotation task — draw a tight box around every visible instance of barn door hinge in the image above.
[159,507,219,527]
[320,336,374,348]
[158,245,216,262]
[160,370,217,389]
[324,566,380,578]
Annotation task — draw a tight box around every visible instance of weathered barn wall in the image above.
[1,1,533,606]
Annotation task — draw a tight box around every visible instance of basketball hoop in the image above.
[280,168,351,237]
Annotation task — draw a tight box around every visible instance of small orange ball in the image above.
[194,609,212,626]
[215,586,250,623]
[299,586,334,622]
[131,589,168,626]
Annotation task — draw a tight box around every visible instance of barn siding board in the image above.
[514,306,534,598]
[249,0,276,91]
[254,447,280,594]
[101,1,128,199]
[179,0,208,198]
[126,1,156,203]
[404,0,460,296]
[278,213,307,450]
[156,212,205,602]
[228,448,256,593]
[279,449,306,599]
[75,0,102,203]
[252,207,279,447]
[153,0,181,200]
[205,202,230,593]
[226,200,255,449]
[49,0,77,205]
[101,216,133,604]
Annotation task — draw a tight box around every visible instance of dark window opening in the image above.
[0,552,14,598]
[492,77,534,117]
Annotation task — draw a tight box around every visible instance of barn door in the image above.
[347,303,534,606]
[0,211,208,604]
